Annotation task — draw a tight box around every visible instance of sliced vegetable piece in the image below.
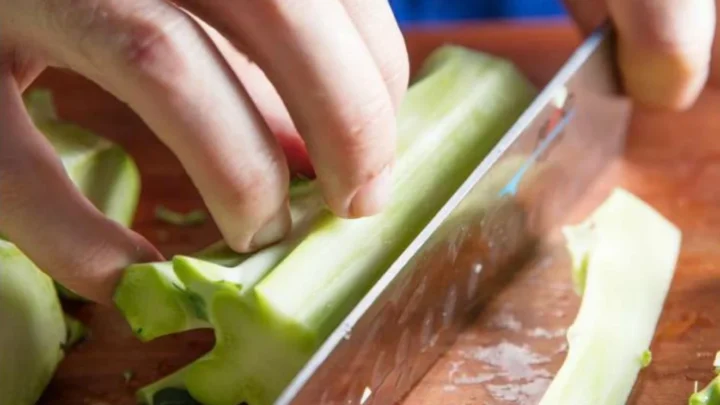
[117,45,538,405]
[688,351,720,405]
[539,188,682,404]
[691,376,720,404]
[0,240,68,405]
[114,261,212,341]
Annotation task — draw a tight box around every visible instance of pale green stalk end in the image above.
[114,262,211,341]
[539,188,682,405]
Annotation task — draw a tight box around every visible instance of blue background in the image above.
[389,0,568,23]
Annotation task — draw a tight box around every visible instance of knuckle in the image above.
[380,51,410,104]
[217,167,288,221]
[339,94,396,166]
[116,14,187,76]
[42,0,188,78]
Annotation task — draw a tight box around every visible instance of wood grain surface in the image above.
[27,21,720,405]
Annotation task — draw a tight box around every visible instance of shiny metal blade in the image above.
[275,24,632,405]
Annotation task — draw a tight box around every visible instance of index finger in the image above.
[179,0,399,218]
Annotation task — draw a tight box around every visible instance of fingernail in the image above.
[348,165,393,218]
[249,206,291,250]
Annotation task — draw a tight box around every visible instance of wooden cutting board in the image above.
[30,21,720,405]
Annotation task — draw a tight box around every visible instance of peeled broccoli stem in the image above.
[538,188,682,404]
[114,45,538,405]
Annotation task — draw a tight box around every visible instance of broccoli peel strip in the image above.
[114,45,538,405]
[538,188,682,404]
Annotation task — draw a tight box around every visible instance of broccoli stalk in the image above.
[538,188,682,404]
[113,45,538,405]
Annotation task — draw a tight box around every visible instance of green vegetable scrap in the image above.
[113,45,538,405]
[62,314,89,349]
[155,206,208,227]
[539,188,682,405]
[640,350,652,368]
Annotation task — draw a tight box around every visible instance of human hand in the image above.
[0,0,409,304]
[564,0,719,110]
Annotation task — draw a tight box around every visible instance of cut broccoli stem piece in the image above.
[114,262,212,341]
[691,375,720,405]
[538,188,682,404]
[688,352,720,405]
[0,240,68,405]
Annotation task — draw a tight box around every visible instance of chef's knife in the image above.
[275,23,632,405]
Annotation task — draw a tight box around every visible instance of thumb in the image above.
[564,0,716,110]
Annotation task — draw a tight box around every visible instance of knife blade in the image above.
[275,23,632,405]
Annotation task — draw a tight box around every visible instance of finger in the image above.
[27,0,294,251]
[340,0,410,110]
[562,0,608,34]
[0,70,161,305]
[607,0,716,110]
[194,20,314,178]
[711,0,720,86]
[0,46,46,91]
[178,0,398,218]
